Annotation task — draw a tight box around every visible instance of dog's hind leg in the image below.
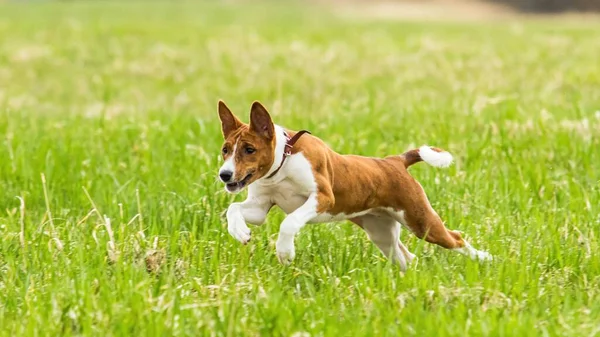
[352,214,415,271]
[387,195,492,262]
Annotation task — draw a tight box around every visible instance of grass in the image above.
[0,1,599,336]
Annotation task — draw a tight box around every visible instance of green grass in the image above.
[1,1,599,336]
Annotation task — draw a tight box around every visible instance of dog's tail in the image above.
[401,146,453,168]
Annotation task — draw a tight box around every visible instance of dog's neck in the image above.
[261,124,288,182]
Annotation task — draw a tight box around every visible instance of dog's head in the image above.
[217,100,277,193]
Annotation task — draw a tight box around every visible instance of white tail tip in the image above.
[419,146,453,168]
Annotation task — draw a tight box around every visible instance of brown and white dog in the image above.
[217,100,491,270]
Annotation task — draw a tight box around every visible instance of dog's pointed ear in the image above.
[218,100,242,138]
[249,101,274,140]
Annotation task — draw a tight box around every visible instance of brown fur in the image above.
[286,128,466,249]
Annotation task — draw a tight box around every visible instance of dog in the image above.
[217,100,491,270]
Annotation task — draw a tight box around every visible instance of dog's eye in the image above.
[222,147,228,155]
[245,147,256,154]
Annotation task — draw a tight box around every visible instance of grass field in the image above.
[1,1,599,336]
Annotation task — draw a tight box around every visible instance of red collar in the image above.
[266,130,311,179]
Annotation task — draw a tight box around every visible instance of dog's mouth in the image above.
[225,173,253,193]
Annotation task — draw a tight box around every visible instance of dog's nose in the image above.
[219,171,233,182]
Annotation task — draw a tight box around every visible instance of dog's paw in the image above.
[454,243,493,262]
[475,250,493,262]
[275,239,295,265]
[227,216,251,245]
[404,251,417,265]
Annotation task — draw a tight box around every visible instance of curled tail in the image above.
[401,146,453,168]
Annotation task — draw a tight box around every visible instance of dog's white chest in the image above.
[252,153,316,215]
[266,179,309,214]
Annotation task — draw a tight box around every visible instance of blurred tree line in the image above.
[488,0,600,12]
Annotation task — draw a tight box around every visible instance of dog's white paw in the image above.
[227,215,251,245]
[275,239,295,265]
[404,251,417,265]
[453,242,493,262]
[475,250,493,262]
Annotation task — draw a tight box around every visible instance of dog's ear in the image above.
[249,101,274,140]
[218,100,242,138]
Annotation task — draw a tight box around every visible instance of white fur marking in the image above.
[276,193,319,264]
[263,125,288,179]
[358,214,411,271]
[419,146,453,168]
[312,210,372,223]
[219,142,237,178]
[453,240,493,261]
[226,202,251,244]
[225,186,273,244]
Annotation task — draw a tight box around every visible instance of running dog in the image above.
[217,100,491,270]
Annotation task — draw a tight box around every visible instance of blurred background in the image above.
[321,0,600,20]
[487,0,600,12]
[1,0,599,336]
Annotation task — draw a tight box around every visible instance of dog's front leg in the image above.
[275,193,322,264]
[227,193,272,245]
